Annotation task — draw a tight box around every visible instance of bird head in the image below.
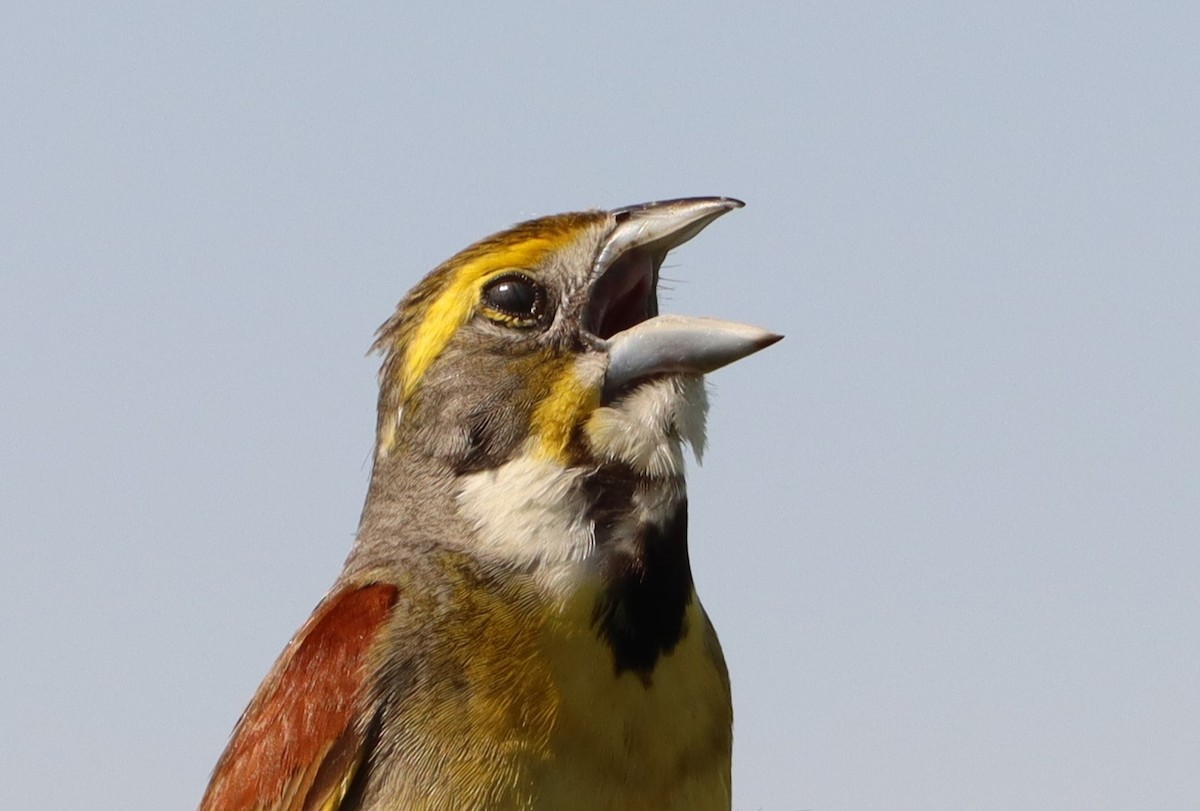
[368,197,780,482]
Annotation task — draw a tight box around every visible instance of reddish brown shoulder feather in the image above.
[199,583,398,811]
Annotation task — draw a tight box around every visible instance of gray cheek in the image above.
[404,355,535,473]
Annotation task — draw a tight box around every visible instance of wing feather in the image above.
[199,583,398,811]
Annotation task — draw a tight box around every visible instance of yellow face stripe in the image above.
[400,236,571,400]
[531,362,601,462]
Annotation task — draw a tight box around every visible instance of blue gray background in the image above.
[3,3,1198,809]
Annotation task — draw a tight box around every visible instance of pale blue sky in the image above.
[3,3,1198,809]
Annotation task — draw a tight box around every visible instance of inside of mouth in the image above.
[586,249,658,340]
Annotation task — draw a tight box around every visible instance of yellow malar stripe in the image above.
[532,362,600,462]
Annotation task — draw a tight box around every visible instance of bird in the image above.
[198,196,781,811]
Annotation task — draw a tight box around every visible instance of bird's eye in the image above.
[481,274,545,325]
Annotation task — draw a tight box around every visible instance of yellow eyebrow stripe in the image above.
[400,236,566,399]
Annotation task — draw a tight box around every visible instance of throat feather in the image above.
[591,497,693,682]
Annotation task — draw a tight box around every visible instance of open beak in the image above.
[586,197,782,400]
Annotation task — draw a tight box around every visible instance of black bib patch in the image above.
[591,497,693,683]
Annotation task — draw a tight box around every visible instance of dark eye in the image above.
[482,274,544,322]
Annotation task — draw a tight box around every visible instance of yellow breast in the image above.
[375,568,731,811]
[530,589,733,811]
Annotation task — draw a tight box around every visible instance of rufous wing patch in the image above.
[199,583,398,811]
